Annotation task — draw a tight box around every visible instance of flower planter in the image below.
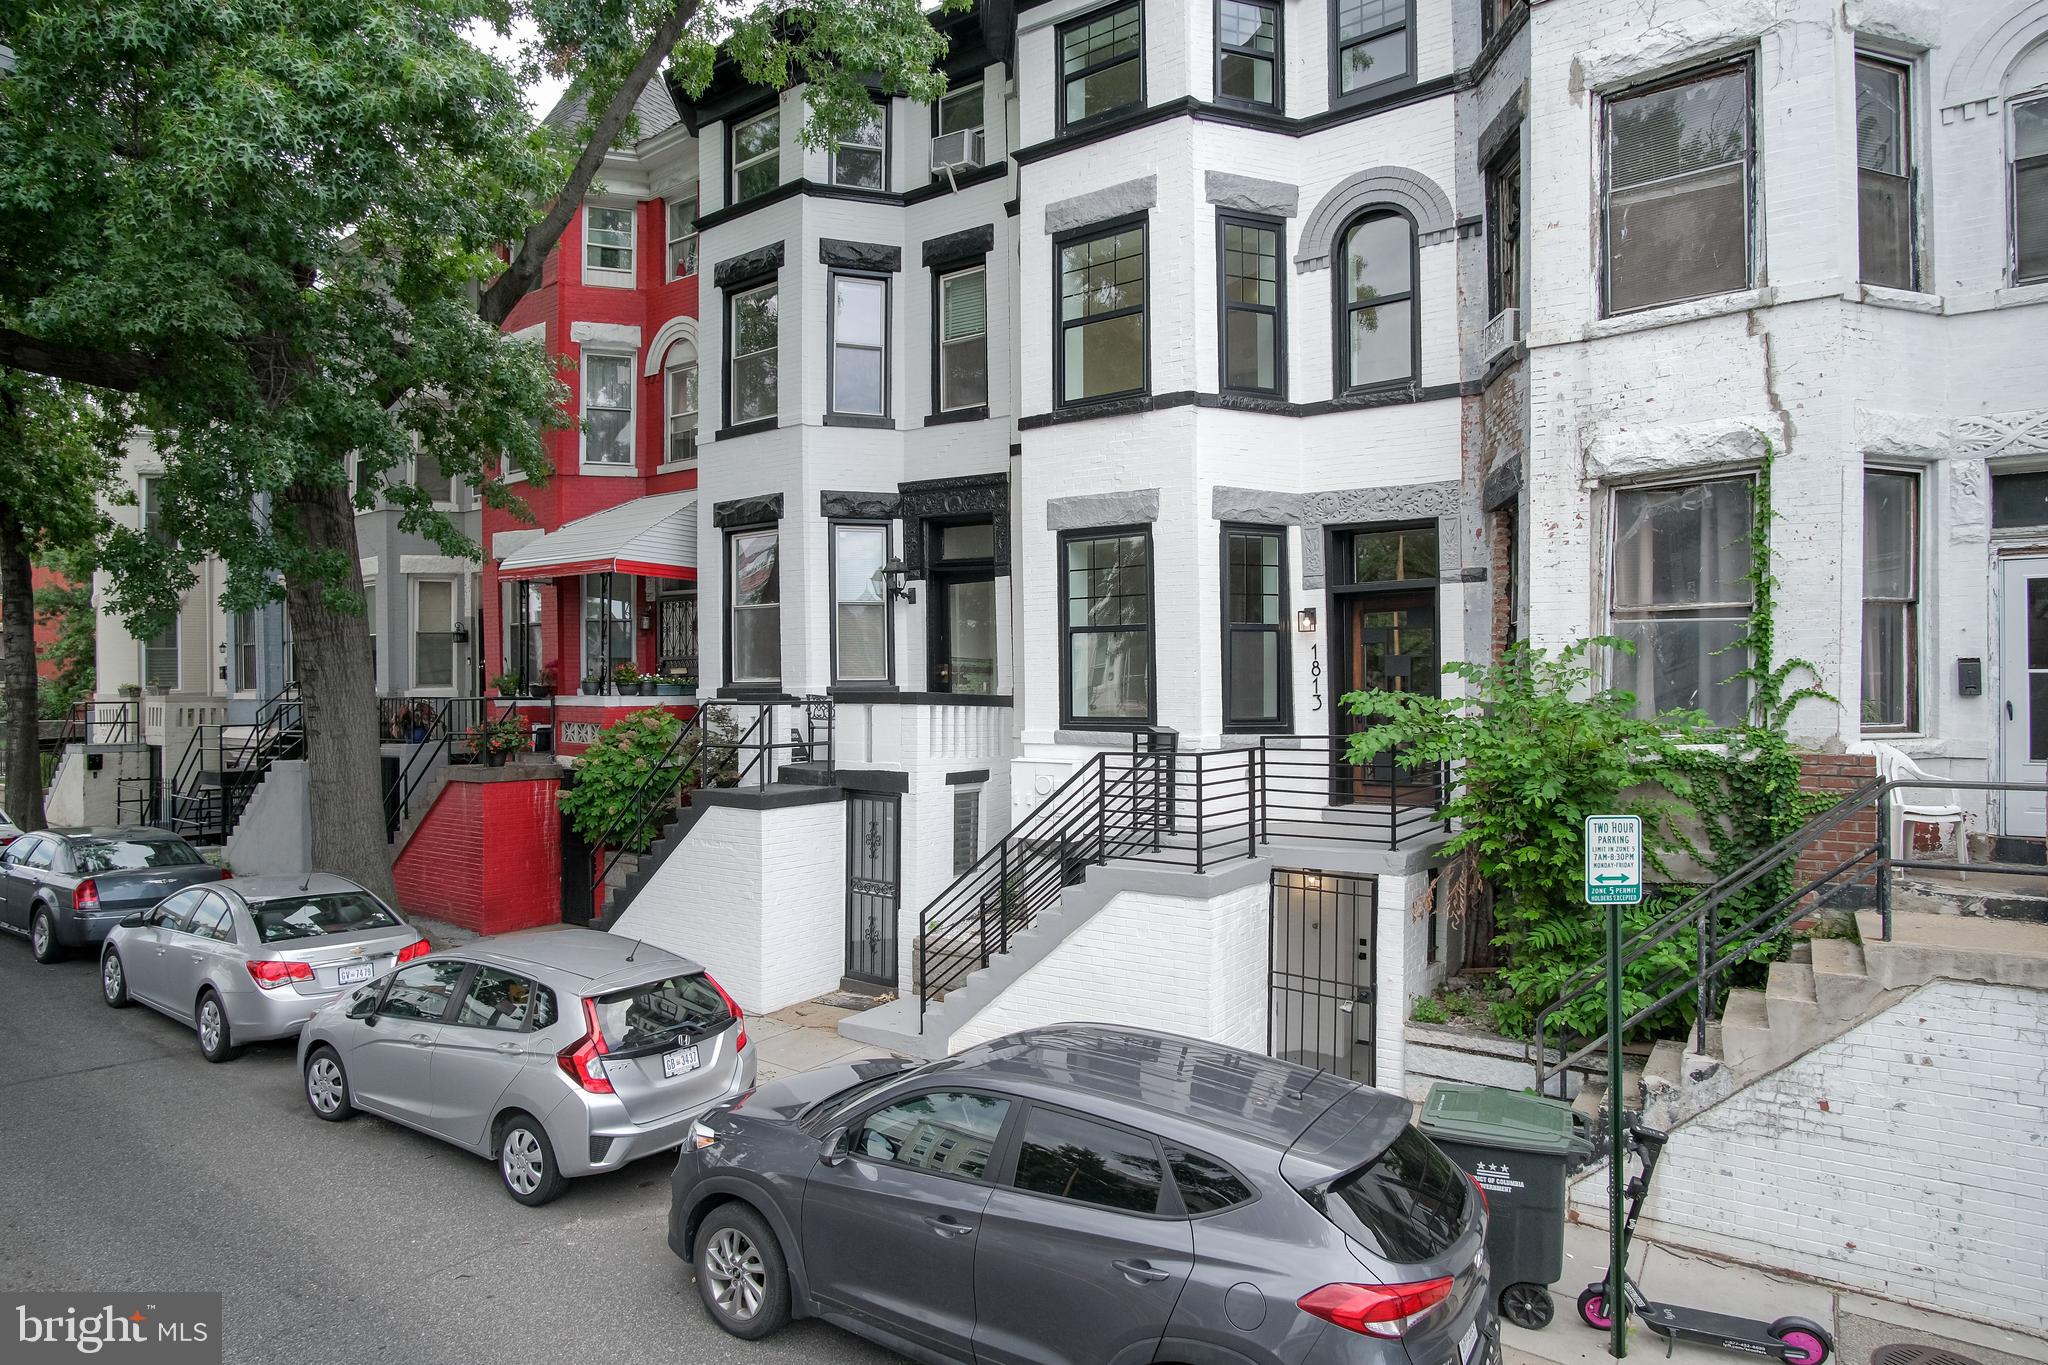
[617,681,642,696]
[654,682,685,697]
[525,684,554,699]
[483,750,507,768]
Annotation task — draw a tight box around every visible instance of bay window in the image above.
[728,282,779,426]
[1056,219,1146,406]
[832,107,887,190]
[667,194,698,279]
[1856,55,1915,290]
[731,108,780,203]
[832,523,891,685]
[728,528,780,686]
[1223,526,1288,729]
[664,342,698,465]
[1062,528,1153,725]
[1333,0,1409,100]
[581,353,634,465]
[584,205,634,276]
[829,273,888,417]
[1059,2,1143,131]
[1862,470,1919,732]
[1608,477,1755,727]
[1339,210,1416,390]
[2014,93,2048,283]
[1220,214,1283,394]
[1603,61,1754,314]
[1218,0,1279,109]
[937,266,988,412]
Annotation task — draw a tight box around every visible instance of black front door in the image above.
[845,792,900,986]
[1329,523,1442,803]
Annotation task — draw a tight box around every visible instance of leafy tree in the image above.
[0,376,115,830]
[34,552,98,716]
[0,0,958,894]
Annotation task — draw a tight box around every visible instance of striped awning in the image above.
[498,493,697,582]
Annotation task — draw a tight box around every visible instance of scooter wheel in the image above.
[1575,1286,1613,1330]
[1767,1317,1833,1365]
[1499,1283,1554,1330]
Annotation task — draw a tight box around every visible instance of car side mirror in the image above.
[119,911,147,929]
[346,993,379,1021]
[821,1126,851,1167]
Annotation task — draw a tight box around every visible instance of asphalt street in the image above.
[0,939,908,1365]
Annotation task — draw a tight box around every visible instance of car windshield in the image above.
[805,1064,926,1126]
[591,974,731,1054]
[249,891,402,943]
[73,837,204,873]
[1311,1125,1472,1264]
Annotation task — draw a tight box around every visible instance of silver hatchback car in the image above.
[101,873,427,1061]
[297,926,755,1205]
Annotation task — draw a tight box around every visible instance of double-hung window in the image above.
[1856,55,1915,290]
[233,610,258,693]
[1219,214,1283,394]
[829,274,888,418]
[728,528,781,686]
[1339,211,1415,390]
[584,205,634,277]
[1333,0,1409,100]
[1059,2,1143,131]
[1862,470,1919,732]
[1218,0,1280,109]
[663,342,698,465]
[833,107,887,190]
[1056,219,1147,406]
[937,266,988,412]
[667,194,698,279]
[1603,61,1754,314]
[730,108,780,203]
[937,82,984,143]
[1223,526,1288,729]
[1487,148,1522,319]
[1062,528,1153,725]
[413,579,456,691]
[581,353,634,465]
[729,282,779,426]
[414,454,454,504]
[1607,477,1755,728]
[831,523,891,685]
[364,583,378,685]
[2013,93,2048,283]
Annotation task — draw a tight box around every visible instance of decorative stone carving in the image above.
[1045,489,1161,531]
[1581,415,1784,484]
[1855,407,1953,460]
[1941,0,2047,112]
[1571,0,1773,92]
[1210,482,1464,587]
[713,240,786,290]
[922,224,996,270]
[1950,460,1990,543]
[899,473,1009,576]
[1295,167,1456,272]
[712,493,784,528]
[821,491,902,520]
[1953,409,2048,459]
[818,239,902,273]
[1045,176,1157,236]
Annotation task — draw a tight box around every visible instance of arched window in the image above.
[1338,210,1415,391]
[663,339,698,465]
[2011,45,2048,285]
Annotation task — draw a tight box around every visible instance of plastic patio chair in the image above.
[1867,742,1970,867]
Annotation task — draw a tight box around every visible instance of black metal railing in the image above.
[166,686,305,842]
[381,694,518,839]
[1257,735,1451,849]
[1531,776,2048,1096]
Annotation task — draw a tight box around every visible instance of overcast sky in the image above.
[465,18,573,121]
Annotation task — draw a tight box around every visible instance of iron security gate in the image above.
[845,792,901,987]
[1268,870,1377,1085]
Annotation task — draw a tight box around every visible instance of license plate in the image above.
[1458,1325,1479,1363]
[662,1046,701,1078]
[336,962,374,985]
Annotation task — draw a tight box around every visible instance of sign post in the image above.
[1584,814,1642,1360]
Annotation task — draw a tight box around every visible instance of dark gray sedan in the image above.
[0,826,225,963]
[669,1023,1497,1365]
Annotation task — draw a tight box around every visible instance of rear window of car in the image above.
[1311,1125,1471,1263]
[73,837,204,872]
[591,974,731,1054]
[249,892,402,944]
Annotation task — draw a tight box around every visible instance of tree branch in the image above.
[0,329,161,393]
[478,0,703,328]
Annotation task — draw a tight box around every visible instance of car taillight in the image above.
[247,959,316,990]
[396,938,432,964]
[218,869,233,880]
[1468,1170,1490,1215]
[558,996,615,1094]
[73,879,100,913]
[704,971,748,1051]
[1297,1279,1455,1339]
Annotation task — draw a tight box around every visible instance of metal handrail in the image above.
[1531,776,2048,1096]
[381,694,517,839]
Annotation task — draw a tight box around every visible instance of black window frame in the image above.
[933,79,986,140]
[1334,206,1420,396]
[952,788,981,875]
[1485,141,1522,320]
[994,1100,1182,1219]
[1216,210,1287,397]
[827,269,891,422]
[1058,524,1157,730]
[1053,213,1150,410]
[932,263,990,418]
[1855,52,1917,291]
[1329,0,1414,109]
[829,519,895,689]
[830,99,891,192]
[728,105,781,206]
[725,524,782,690]
[1220,523,1292,733]
[1600,57,1757,318]
[2017,90,2048,285]
[724,276,780,431]
[1215,0,1282,112]
[1057,0,1147,136]
[927,518,999,694]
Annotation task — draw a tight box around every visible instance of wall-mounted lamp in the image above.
[639,609,655,632]
[450,623,471,643]
[1297,607,1318,634]
[881,557,917,605]
[217,641,228,656]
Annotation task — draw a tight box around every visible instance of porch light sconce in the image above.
[881,556,917,606]
[1296,607,1318,634]
[639,609,654,632]
[217,641,228,656]
[450,623,470,643]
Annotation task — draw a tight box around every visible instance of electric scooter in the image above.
[1576,1123,1835,1364]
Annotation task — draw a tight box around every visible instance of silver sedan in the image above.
[101,873,427,1062]
[297,926,756,1206]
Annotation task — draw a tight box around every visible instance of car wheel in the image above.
[101,950,130,1008]
[694,1203,791,1340]
[496,1113,567,1207]
[304,1047,354,1121]
[195,989,242,1063]
[30,908,61,963]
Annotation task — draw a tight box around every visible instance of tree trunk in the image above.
[281,477,397,904]
[0,497,46,832]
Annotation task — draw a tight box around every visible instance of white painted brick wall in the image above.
[1568,981,2048,1335]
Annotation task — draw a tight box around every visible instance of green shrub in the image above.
[557,706,740,853]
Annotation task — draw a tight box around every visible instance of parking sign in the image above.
[1583,815,1642,905]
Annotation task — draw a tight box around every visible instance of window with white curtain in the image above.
[582,353,634,465]
[584,205,634,276]
[663,342,698,464]
[413,579,456,690]
[666,194,697,279]
[937,267,988,412]
[833,523,891,684]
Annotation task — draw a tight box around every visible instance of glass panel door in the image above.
[1998,557,2048,835]
[1335,589,1437,801]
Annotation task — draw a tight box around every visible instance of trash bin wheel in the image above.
[1499,1283,1554,1330]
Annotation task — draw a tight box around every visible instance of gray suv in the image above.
[669,1023,1497,1365]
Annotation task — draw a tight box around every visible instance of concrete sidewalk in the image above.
[1504,1222,2046,1365]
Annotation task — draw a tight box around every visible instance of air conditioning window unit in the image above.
[930,128,986,178]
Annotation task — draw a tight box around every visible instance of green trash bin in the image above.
[1419,1082,1593,1331]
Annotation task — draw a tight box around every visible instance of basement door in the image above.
[1998,556,2048,836]
[845,792,901,988]
[1268,870,1376,1085]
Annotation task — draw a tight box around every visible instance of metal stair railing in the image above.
[381,695,512,840]
[1532,775,2048,1097]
